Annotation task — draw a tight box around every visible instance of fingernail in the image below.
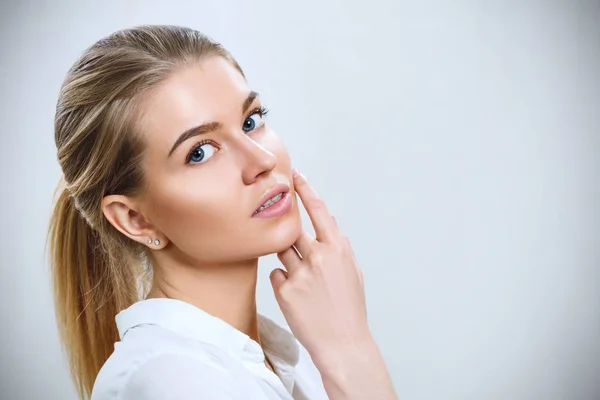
[292,169,300,177]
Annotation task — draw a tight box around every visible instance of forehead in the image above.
[137,56,248,142]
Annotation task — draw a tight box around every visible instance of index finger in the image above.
[292,169,336,242]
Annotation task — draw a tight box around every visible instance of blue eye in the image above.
[242,107,269,133]
[186,141,217,164]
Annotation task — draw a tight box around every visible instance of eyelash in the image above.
[251,106,270,118]
[185,106,270,164]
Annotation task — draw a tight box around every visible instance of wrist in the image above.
[310,330,378,377]
[310,333,398,400]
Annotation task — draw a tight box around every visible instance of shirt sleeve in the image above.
[121,353,237,400]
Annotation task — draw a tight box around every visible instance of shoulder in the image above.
[121,353,236,400]
[91,325,237,400]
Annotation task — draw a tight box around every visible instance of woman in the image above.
[48,25,396,400]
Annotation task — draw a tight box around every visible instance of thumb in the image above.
[269,268,288,294]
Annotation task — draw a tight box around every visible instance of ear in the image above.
[101,194,168,249]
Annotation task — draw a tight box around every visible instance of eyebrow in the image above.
[168,91,260,158]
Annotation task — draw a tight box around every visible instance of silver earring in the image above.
[147,238,152,244]
[154,239,161,246]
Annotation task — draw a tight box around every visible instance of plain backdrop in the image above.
[1,1,599,399]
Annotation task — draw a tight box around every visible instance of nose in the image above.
[238,136,278,185]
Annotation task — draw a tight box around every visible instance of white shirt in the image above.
[91,298,329,400]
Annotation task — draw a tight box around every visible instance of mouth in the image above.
[253,183,291,218]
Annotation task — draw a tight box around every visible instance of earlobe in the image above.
[146,237,162,248]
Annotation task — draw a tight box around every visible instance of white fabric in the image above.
[91,298,329,400]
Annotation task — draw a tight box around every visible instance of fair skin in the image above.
[101,56,396,399]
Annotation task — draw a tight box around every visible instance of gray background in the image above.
[1,0,599,399]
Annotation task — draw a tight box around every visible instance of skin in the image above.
[102,56,397,399]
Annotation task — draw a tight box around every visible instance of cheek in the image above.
[149,176,242,249]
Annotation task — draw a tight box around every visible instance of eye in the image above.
[186,141,217,164]
[242,107,269,133]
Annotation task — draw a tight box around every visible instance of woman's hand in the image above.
[270,170,369,358]
[270,170,397,399]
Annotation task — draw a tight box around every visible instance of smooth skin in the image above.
[273,170,397,399]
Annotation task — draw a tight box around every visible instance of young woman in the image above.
[48,25,396,400]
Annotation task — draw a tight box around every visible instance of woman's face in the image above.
[135,56,302,264]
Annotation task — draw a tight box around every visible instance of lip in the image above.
[252,183,291,217]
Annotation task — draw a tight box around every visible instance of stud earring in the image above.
[147,238,152,244]
[154,239,160,246]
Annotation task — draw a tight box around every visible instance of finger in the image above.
[277,246,302,273]
[292,170,336,242]
[292,230,314,260]
[269,268,288,295]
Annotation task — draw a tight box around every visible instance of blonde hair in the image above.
[46,25,244,399]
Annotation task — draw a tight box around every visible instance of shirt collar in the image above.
[115,298,299,370]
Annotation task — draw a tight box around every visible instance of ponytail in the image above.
[46,181,138,399]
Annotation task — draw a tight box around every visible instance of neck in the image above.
[146,253,261,345]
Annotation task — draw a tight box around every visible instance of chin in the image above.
[255,211,303,256]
